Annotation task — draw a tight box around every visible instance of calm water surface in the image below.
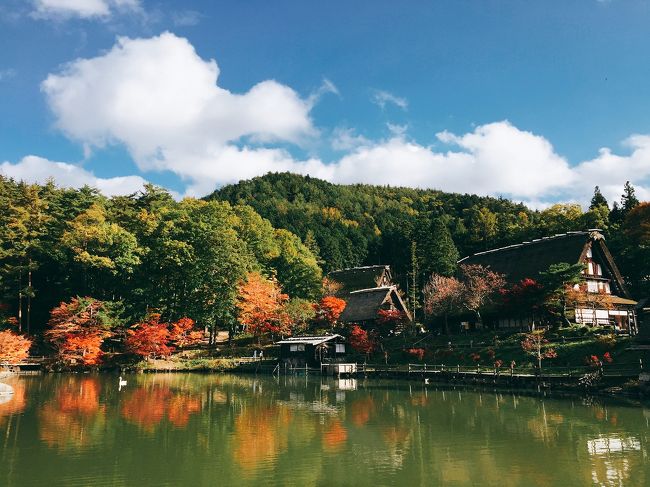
[1,373,649,486]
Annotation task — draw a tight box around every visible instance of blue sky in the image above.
[2,0,650,206]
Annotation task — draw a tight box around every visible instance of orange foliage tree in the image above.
[314,296,347,326]
[169,317,203,348]
[237,272,290,340]
[125,314,173,358]
[0,329,32,364]
[45,297,118,366]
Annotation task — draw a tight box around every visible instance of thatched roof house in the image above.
[327,265,392,296]
[339,286,411,323]
[459,230,637,333]
[327,265,411,324]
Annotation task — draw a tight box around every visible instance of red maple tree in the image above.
[314,296,347,326]
[125,314,173,358]
[45,297,115,366]
[0,329,32,364]
[348,324,375,356]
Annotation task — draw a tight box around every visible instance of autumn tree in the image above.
[0,329,32,364]
[459,264,505,327]
[376,309,409,336]
[125,314,173,359]
[466,206,497,249]
[499,278,545,326]
[423,274,464,334]
[236,272,290,342]
[314,296,347,327]
[521,330,557,372]
[348,324,375,360]
[321,277,342,297]
[168,317,203,348]
[45,297,120,366]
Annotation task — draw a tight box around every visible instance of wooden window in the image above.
[335,344,345,353]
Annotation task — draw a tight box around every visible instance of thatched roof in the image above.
[339,286,410,322]
[460,231,589,282]
[459,230,630,298]
[327,265,391,295]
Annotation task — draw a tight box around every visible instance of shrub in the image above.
[0,330,32,364]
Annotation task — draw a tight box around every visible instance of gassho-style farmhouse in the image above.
[316,230,638,338]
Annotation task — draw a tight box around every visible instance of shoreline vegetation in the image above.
[7,327,642,400]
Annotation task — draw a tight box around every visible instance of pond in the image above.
[0,373,649,486]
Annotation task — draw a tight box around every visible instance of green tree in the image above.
[467,206,497,249]
[621,181,640,215]
[589,186,608,210]
[0,184,52,333]
[61,203,141,297]
[538,262,585,328]
[271,229,322,300]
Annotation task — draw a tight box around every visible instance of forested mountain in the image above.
[0,177,322,336]
[211,172,647,300]
[1,173,646,339]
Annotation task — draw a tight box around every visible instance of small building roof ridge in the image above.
[329,264,389,273]
[349,286,394,294]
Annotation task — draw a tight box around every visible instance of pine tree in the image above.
[589,186,608,210]
[621,181,640,214]
[429,218,460,277]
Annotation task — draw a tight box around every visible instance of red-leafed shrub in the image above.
[406,348,425,361]
[0,330,32,364]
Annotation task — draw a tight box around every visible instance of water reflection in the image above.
[120,375,202,430]
[0,378,26,422]
[0,374,648,486]
[39,377,105,450]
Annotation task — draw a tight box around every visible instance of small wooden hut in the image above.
[277,334,347,367]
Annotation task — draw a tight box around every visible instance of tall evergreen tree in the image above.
[589,186,608,210]
[621,181,640,214]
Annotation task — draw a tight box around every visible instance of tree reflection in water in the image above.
[120,375,203,431]
[39,377,105,450]
[0,375,648,486]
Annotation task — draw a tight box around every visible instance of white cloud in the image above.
[0,155,147,196]
[372,89,408,110]
[330,127,371,151]
[32,0,140,19]
[43,32,316,181]
[40,33,650,205]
